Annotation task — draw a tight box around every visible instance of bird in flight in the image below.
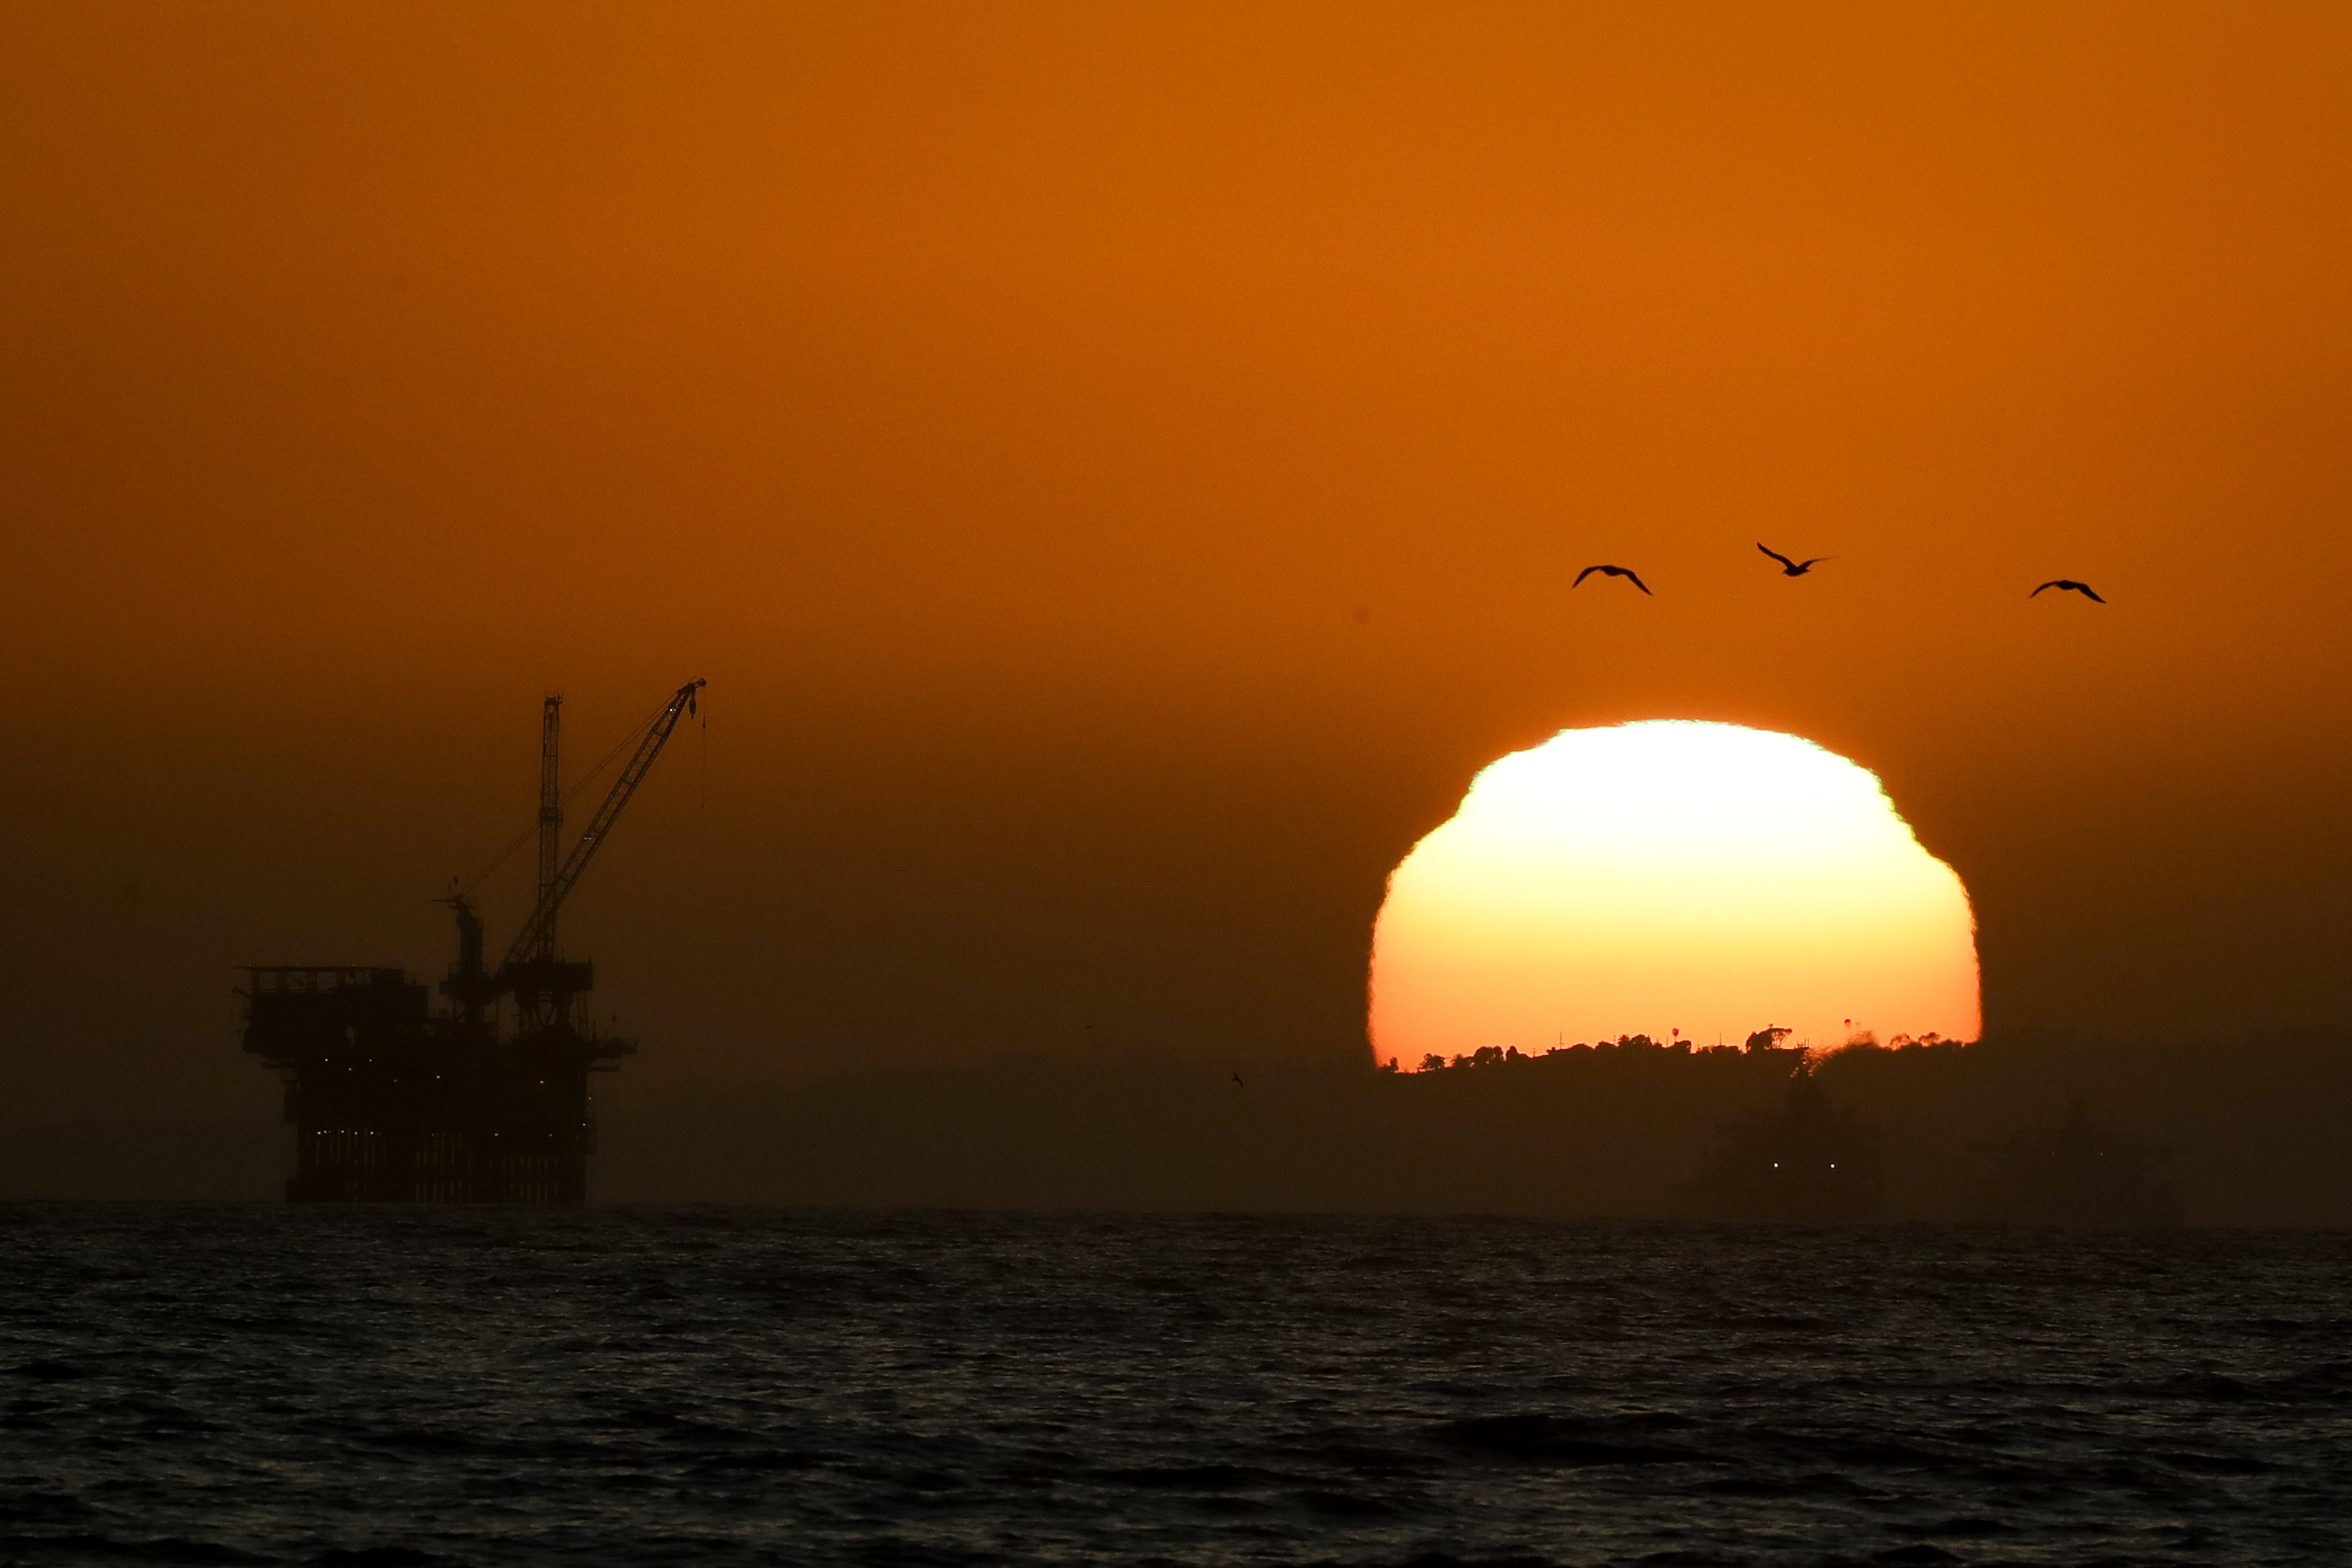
[1573,564,1652,594]
[1756,543,1829,577]
[2031,579,2106,603]
[1231,1073,1245,1089]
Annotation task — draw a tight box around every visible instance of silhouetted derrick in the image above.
[1974,1101,2180,1225]
[238,679,702,1204]
[1701,1058,1883,1221]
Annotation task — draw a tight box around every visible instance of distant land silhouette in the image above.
[590,1028,2342,1222]
[5,1029,2348,1222]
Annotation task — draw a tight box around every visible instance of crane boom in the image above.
[499,678,703,978]
[535,695,563,960]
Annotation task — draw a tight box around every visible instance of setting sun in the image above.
[1371,722,1980,1062]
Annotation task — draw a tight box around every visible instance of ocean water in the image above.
[0,1207,2346,1566]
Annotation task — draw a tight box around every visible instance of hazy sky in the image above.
[5,3,2350,1132]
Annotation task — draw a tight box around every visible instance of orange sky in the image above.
[3,3,2350,1130]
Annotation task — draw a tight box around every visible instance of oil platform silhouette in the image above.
[240,680,704,1202]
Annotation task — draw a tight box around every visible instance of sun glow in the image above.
[1370,722,1980,1062]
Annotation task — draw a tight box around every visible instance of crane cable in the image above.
[453,696,671,899]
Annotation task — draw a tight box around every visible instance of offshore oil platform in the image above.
[1701,1057,1885,1221]
[239,679,704,1202]
[1975,1101,2182,1225]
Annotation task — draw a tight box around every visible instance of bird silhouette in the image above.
[1573,564,1652,594]
[1231,1073,1245,1089]
[2031,579,2106,603]
[1756,543,1829,577]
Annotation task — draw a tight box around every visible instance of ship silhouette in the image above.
[1700,1058,1883,1221]
[1974,1101,2182,1225]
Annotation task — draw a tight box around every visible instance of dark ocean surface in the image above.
[1,1207,2346,1567]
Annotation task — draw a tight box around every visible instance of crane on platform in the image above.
[245,674,705,1202]
[442,677,705,1034]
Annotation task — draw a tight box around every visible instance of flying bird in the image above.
[1231,1073,1245,1089]
[1573,564,1652,594]
[1756,543,1829,577]
[2031,579,2106,603]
